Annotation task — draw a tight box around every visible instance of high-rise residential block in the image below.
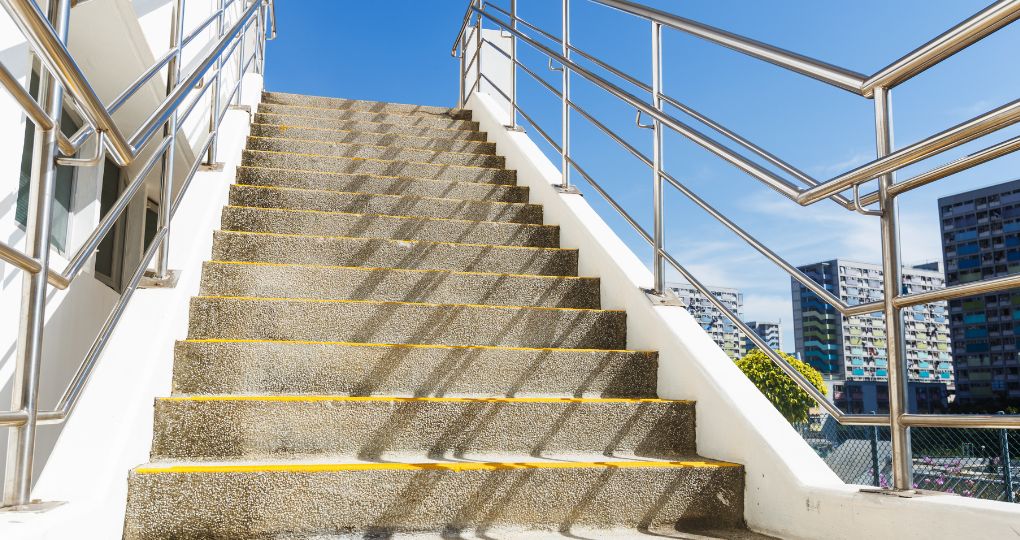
[670,282,745,360]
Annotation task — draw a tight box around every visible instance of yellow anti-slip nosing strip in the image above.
[248,135,496,159]
[160,395,678,404]
[135,459,739,475]
[244,148,508,172]
[251,123,493,146]
[182,338,654,355]
[204,259,592,281]
[233,182,533,208]
[256,111,481,135]
[195,295,623,314]
[225,204,553,229]
[237,164,513,188]
[217,229,576,253]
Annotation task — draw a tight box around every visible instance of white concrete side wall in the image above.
[466,92,1020,539]
[0,71,262,540]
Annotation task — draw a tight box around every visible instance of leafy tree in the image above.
[735,349,827,423]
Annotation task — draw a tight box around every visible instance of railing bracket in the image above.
[199,162,225,172]
[139,269,181,289]
[553,183,581,194]
[642,287,683,307]
[0,500,66,513]
[504,124,525,132]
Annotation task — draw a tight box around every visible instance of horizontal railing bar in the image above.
[0,410,27,427]
[0,60,76,156]
[175,67,217,128]
[857,133,1020,206]
[54,136,173,290]
[900,413,1020,429]
[43,226,169,423]
[479,72,561,154]
[0,0,134,164]
[475,6,820,206]
[128,0,261,152]
[171,134,217,218]
[483,39,561,98]
[182,7,223,49]
[863,0,1020,95]
[567,156,654,245]
[798,98,1020,205]
[894,272,1020,308]
[590,0,868,95]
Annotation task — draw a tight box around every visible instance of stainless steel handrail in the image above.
[0,0,274,508]
[456,0,1020,493]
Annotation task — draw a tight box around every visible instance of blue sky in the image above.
[265,1,1020,350]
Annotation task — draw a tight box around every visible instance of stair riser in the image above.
[250,124,495,154]
[242,149,516,184]
[124,465,745,538]
[173,341,658,397]
[259,103,477,130]
[257,110,478,131]
[237,166,528,202]
[247,136,505,168]
[254,113,488,141]
[188,298,625,349]
[151,399,695,460]
[221,206,558,248]
[211,232,578,275]
[199,263,601,308]
[262,91,472,119]
[229,184,542,224]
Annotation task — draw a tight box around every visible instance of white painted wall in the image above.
[0,0,259,505]
[466,91,1020,539]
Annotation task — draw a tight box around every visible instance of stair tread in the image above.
[237,165,521,192]
[194,295,620,313]
[243,148,509,172]
[256,111,479,133]
[250,124,495,153]
[181,338,651,354]
[262,91,470,118]
[252,117,489,141]
[204,260,584,279]
[216,229,573,253]
[248,135,498,158]
[232,182,534,209]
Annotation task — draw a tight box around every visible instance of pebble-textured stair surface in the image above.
[123,91,751,539]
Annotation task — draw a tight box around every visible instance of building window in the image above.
[94,158,126,291]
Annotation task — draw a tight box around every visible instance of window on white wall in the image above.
[94,157,126,291]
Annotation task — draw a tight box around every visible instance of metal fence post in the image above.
[559,0,571,190]
[871,418,881,487]
[2,0,71,508]
[155,0,185,279]
[874,86,912,491]
[1000,411,1015,502]
[650,20,664,294]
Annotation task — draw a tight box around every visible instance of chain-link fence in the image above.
[793,415,1018,503]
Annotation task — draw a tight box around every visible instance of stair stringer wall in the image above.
[466,91,1020,540]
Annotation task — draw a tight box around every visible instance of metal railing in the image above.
[453,0,1020,493]
[0,0,275,507]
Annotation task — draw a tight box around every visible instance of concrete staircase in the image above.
[123,91,751,539]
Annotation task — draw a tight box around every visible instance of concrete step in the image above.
[256,110,479,133]
[255,113,489,141]
[199,261,600,308]
[229,184,542,224]
[125,457,745,539]
[237,165,528,202]
[259,103,478,131]
[247,136,505,168]
[262,91,472,119]
[211,231,577,275]
[172,340,658,397]
[221,206,558,248]
[149,396,696,460]
[250,123,496,154]
[242,148,516,184]
[187,297,626,349]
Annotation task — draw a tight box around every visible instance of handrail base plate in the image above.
[0,500,66,513]
[139,269,181,289]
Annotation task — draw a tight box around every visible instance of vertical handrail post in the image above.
[874,86,912,491]
[207,0,225,164]
[1000,411,1015,502]
[155,0,186,279]
[235,5,245,107]
[559,0,571,190]
[458,28,466,108]
[474,0,482,95]
[2,0,71,508]
[651,20,664,293]
[507,0,518,129]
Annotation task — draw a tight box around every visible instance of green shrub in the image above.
[735,349,827,423]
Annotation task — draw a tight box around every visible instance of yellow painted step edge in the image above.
[216,229,576,252]
[248,135,496,158]
[160,395,680,404]
[204,259,591,281]
[194,295,624,314]
[244,148,508,172]
[181,338,655,355]
[225,204,553,229]
[249,124,492,146]
[238,164,513,187]
[135,459,740,475]
[233,182,534,207]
